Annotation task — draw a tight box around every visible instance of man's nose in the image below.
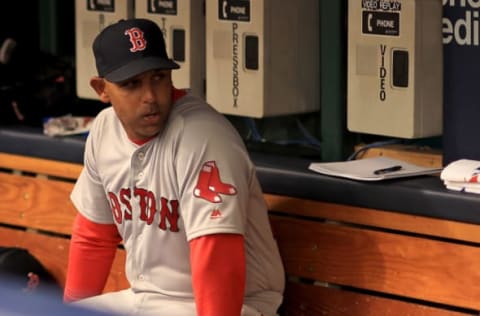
[142,83,156,102]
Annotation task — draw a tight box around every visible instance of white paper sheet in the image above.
[308,157,441,181]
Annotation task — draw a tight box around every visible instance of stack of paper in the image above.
[308,157,441,181]
[43,115,94,137]
[440,159,480,193]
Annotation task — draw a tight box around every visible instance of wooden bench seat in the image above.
[0,165,128,293]
[1,152,480,315]
[266,195,480,315]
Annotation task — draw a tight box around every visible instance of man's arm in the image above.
[190,234,246,316]
[63,213,122,302]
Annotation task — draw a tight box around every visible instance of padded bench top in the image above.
[1,125,479,225]
[0,125,86,164]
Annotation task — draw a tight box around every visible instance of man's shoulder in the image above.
[91,107,116,126]
[88,107,120,138]
[169,94,242,142]
[172,93,222,121]
[96,106,115,118]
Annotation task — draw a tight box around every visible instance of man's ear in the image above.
[90,77,110,103]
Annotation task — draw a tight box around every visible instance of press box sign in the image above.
[217,0,252,109]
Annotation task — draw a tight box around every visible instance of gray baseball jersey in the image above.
[70,92,284,315]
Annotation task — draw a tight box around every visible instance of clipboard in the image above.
[308,157,441,181]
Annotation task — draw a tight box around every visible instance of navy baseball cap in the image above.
[92,18,180,83]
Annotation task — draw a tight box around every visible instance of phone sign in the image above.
[362,11,399,36]
[87,0,115,12]
[148,0,178,15]
[218,0,250,22]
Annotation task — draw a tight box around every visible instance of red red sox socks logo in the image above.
[194,161,237,203]
[23,272,40,293]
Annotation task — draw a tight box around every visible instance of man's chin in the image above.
[140,125,163,138]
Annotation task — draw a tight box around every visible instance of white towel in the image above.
[440,159,480,183]
[443,180,480,194]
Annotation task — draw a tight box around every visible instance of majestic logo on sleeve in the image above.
[194,161,237,203]
[125,27,147,52]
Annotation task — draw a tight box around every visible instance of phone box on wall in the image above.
[442,2,480,165]
[75,0,134,100]
[347,0,443,138]
[135,0,205,98]
[205,0,319,117]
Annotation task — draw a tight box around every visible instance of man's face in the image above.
[94,69,174,141]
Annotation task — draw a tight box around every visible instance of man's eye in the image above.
[153,74,166,81]
[120,80,137,88]
[153,71,169,81]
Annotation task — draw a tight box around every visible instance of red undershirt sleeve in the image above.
[63,213,122,302]
[190,234,246,316]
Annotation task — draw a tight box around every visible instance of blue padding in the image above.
[0,126,86,164]
[1,126,479,225]
[251,152,480,225]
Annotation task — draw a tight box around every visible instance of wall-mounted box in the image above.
[347,0,443,138]
[205,0,319,117]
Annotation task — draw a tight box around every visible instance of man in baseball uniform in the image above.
[63,18,285,316]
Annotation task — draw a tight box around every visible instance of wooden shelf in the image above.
[354,144,443,169]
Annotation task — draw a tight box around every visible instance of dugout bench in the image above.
[1,126,480,315]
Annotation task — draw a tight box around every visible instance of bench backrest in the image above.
[1,152,480,315]
[0,153,128,293]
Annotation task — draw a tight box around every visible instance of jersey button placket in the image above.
[130,148,146,286]
[135,151,145,180]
